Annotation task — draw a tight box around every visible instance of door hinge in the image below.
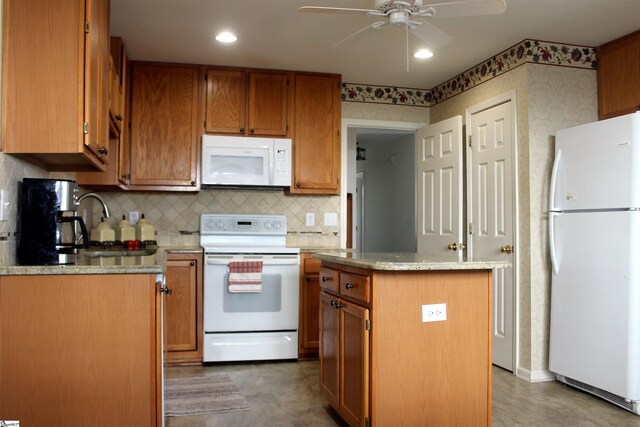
[468,223,474,235]
[468,135,472,148]
[365,319,370,331]
[84,21,90,33]
[365,418,370,427]
[83,122,89,134]
[203,120,206,129]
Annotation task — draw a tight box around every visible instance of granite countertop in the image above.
[313,251,510,271]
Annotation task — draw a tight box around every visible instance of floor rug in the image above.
[164,374,250,416]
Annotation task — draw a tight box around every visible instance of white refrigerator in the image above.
[549,111,640,414]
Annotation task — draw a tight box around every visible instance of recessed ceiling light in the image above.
[215,31,237,43]
[413,49,434,59]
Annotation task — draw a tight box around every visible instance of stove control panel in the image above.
[201,214,286,235]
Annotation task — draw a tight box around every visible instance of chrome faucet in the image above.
[77,192,111,218]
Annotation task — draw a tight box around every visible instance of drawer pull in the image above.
[345,283,354,290]
[322,276,333,282]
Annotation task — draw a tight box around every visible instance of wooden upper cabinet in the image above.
[129,64,200,190]
[77,37,129,188]
[2,0,110,170]
[205,69,290,137]
[598,30,640,120]
[205,69,246,134]
[247,72,289,136]
[291,73,341,195]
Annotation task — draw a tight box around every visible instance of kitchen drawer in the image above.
[319,267,339,292]
[304,257,321,274]
[340,272,371,303]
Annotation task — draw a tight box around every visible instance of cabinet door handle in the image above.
[240,127,245,133]
[190,261,195,266]
[322,276,333,282]
[115,114,123,121]
[160,286,173,295]
[345,283,354,290]
[98,146,108,155]
[190,180,196,185]
[334,302,343,309]
[330,300,337,307]
[296,183,301,188]
[249,128,254,134]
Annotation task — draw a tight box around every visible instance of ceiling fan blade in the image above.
[409,19,454,49]
[333,21,386,48]
[298,6,379,15]
[420,0,506,18]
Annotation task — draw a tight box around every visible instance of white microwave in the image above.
[201,135,292,187]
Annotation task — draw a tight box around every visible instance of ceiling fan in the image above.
[299,0,507,70]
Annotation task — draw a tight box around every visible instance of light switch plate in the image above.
[324,212,338,226]
[422,303,447,322]
[305,213,315,227]
[129,211,140,225]
[0,190,9,222]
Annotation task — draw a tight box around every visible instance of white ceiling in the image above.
[110,0,640,89]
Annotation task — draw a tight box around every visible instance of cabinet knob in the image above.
[296,183,301,188]
[190,261,195,266]
[240,127,245,133]
[322,276,333,282]
[115,114,123,121]
[160,286,173,295]
[330,300,337,307]
[500,245,513,254]
[335,302,343,309]
[190,180,196,185]
[249,128,254,134]
[98,146,108,155]
[345,283,354,290]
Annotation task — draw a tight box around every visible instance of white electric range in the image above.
[200,213,300,362]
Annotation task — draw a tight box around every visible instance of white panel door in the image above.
[416,116,463,259]
[468,101,515,371]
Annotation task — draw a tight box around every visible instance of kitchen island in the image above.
[0,252,166,427]
[314,251,509,427]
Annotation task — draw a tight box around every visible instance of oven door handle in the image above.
[205,257,299,266]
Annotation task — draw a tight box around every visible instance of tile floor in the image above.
[165,360,640,426]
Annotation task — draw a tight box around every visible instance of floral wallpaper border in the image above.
[341,39,597,107]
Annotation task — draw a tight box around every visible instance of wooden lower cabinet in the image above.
[319,262,492,427]
[299,253,321,358]
[0,274,162,426]
[164,252,203,365]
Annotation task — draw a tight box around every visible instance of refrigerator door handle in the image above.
[549,149,562,212]
[549,211,559,275]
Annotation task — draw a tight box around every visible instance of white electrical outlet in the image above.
[422,303,447,323]
[305,213,315,227]
[129,211,140,225]
[324,212,338,226]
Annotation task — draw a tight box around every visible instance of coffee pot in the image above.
[18,179,97,265]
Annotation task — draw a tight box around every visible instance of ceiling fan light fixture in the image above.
[413,49,433,59]
[215,31,237,43]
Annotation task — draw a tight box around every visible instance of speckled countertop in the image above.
[314,251,510,271]
[0,246,204,276]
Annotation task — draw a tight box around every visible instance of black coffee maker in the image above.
[18,178,89,265]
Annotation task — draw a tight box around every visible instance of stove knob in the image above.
[265,222,272,229]
[207,220,215,229]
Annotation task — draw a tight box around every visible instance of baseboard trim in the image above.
[516,367,556,383]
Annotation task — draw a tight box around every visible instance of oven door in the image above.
[203,253,300,332]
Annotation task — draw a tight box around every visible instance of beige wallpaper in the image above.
[430,63,597,378]
[342,101,429,123]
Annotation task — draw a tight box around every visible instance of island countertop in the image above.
[313,251,510,271]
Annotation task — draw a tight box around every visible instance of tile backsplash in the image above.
[89,189,341,248]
